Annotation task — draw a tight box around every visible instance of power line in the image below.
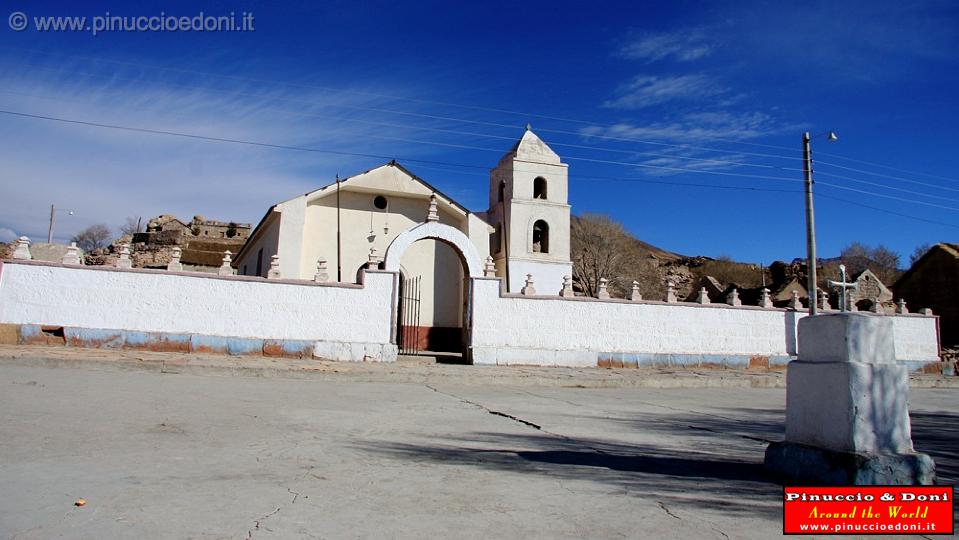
[3,58,805,163]
[816,159,959,192]
[816,151,959,186]
[0,108,806,184]
[0,81,797,173]
[1,45,804,153]
[410,163,802,194]
[817,181,959,212]
[817,193,959,230]
[0,108,949,229]
[814,170,959,203]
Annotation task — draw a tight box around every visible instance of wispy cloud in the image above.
[581,111,778,142]
[603,74,725,109]
[0,57,462,242]
[619,29,713,62]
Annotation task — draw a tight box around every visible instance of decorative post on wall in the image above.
[560,275,574,298]
[597,278,610,299]
[167,246,183,272]
[630,281,642,302]
[818,289,830,312]
[521,274,536,296]
[267,254,281,279]
[61,242,81,265]
[314,256,330,282]
[666,281,677,303]
[697,287,710,304]
[116,243,132,269]
[896,299,908,314]
[426,193,439,222]
[218,251,233,276]
[12,236,32,260]
[759,288,773,308]
[727,288,742,307]
[789,290,802,310]
[483,256,496,278]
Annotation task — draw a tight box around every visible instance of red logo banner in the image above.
[783,486,954,535]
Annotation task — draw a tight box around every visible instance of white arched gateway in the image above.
[384,220,484,361]
[383,221,484,277]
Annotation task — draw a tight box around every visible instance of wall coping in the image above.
[476,276,935,317]
[1,258,366,289]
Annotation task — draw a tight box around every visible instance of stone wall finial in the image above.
[314,256,329,282]
[870,297,882,314]
[847,295,858,312]
[12,236,32,260]
[62,242,81,265]
[789,290,802,310]
[267,254,281,279]
[521,274,536,296]
[483,256,496,278]
[727,288,741,307]
[759,288,773,308]
[218,251,233,276]
[919,307,933,316]
[666,281,677,303]
[630,280,642,302]
[597,278,610,299]
[167,246,183,272]
[818,289,831,312]
[426,193,439,222]
[697,286,710,305]
[896,298,908,315]
[116,243,132,269]
[560,275,574,298]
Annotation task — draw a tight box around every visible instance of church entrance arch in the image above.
[384,222,483,362]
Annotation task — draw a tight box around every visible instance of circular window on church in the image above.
[372,195,388,210]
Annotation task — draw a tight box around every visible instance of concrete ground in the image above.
[0,352,956,539]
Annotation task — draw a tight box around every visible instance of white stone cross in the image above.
[827,264,858,313]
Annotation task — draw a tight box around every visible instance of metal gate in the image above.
[399,275,422,355]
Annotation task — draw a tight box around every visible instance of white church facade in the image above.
[233,128,573,353]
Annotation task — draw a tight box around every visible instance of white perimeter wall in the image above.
[469,278,939,366]
[0,262,395,346]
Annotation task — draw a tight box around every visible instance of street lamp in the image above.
[803,130,838,316]
[47,204,75,243]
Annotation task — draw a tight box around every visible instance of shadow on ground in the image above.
[359,404,958,519]
[359,412,786,519]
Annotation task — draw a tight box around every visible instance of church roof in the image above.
[498,127,563,166]
[299,161,471,215]
[893,242,959,290]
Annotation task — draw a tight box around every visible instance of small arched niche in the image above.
[532,220,549,254]
[533,177,547,200]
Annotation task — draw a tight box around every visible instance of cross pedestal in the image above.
[764,312,935,485]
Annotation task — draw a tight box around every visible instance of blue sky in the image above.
[0,0,956,266]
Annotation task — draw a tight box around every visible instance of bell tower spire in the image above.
[487,128,572,293]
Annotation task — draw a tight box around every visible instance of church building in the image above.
[234,127,572,352]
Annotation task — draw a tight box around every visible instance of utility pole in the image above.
[336,175,342,282]
[47,204,55,243]
[803,132,818,316]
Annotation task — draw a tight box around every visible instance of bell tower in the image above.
[487,126,572,293]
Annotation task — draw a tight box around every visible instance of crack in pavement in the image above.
[657,501,681,520]
[425,384,544,431]
[247,506,280,539]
